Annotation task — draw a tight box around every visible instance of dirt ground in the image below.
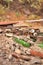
[0,0,43,22]
[0,0,43,65]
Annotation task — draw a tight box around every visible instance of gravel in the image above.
[0,25,43,65]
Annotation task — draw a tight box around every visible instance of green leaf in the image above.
[38,42,43,48]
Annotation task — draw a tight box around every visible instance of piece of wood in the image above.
[0,21,18,25]
[30,50,43,58]
[12,52,31,60]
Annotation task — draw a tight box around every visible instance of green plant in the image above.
[13,37,31,47]
[38,42,43,48]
